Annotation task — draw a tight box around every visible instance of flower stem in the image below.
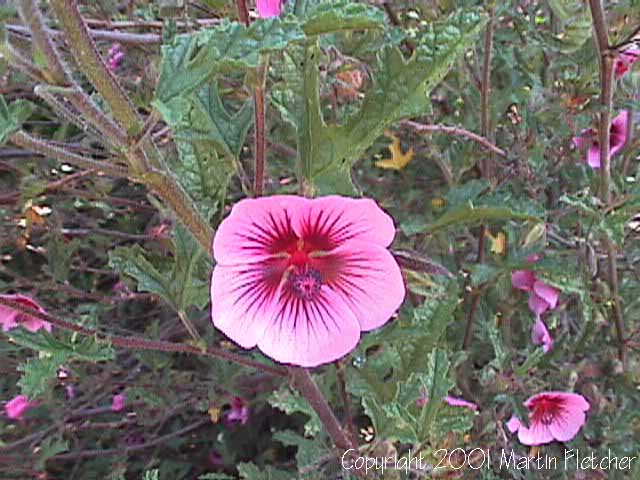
[587,0,627,367]
[0,297,288,377]
[254,60,269,197]
[289,367,355,451]
[10,130,129,178]
[49,0,142,135]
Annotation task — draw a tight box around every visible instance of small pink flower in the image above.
[224,397,250,426]
[511,257,560,316]
[416,394,478,411]
[615,47,640,77]
[572,111,630,169]
[107,43,125,72]
[5,395,34,420]
[256,0,283,18]
[0,294,51,333]
[111,393,127,412]
[531,318,554,353]
[506,392,589,446]
[210,195,405,367]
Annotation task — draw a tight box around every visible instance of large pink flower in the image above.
[210,195,405,367]
[5,395,35,420]
[615,47,640,77]
[0,294,51,333]
[506,392,589,446]
[572,111,630,169]
[256,0,283,18]
[511,257,560,316]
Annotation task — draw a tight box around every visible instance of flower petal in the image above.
[531,318,554,353]
[211,259,287,349]
[445,396,478,410]
[256,0,282,18]
[533,280,559,310]
[317,240,405,331]
[528,293,550,315]
[587,145,601,168]
[610,110,630,156]
[517,419,555,446]
[549,408,587,442]
[512,270,535,291]
[291,196,397,249]
[256,285,361,367]
[213,196,308,265]
[506,416,522,433]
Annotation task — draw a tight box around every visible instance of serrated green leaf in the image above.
[416,348,454,440]
[108,224,210,312]
[273,429,331,472]
[155,19,305,103]
[287,8,487,194]
[237,462,291,480]
[18,355,61,397]
[35,436,68,470]
[9,329,114,363]
[46,233,80,282]
[302,1,386,36]
[268,387,321,437]
[0,95,34,144]
[424,205,537,233]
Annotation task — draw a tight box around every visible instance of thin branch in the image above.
[587,0,627,367]
[402,120,506,158]
[49,0,142,135]
[254,60,268,196]
[0,297,288,377]
[10,130,129,178]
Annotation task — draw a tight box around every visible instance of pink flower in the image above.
[210,195,405,367]
[224,397,250,426]
[111,393,127,412]
[572,111,630,169]
[5,395,34,420]
[256,0,283,18]
[511,258,560,316]
[107,43,125,72]
[416,394,478,411]
[615,47,640,77]
[531,318,554,353]
[0,294,51,333]
[506,392,589,446]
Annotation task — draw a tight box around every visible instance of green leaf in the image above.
[301,1,386,36]
[46,233,80,282]
[108,224,210,312]
[272,430,331,472]
[155,19,305,103]
[416,348,454,439]
[199,474,237,480]
[268,387,321,437]
[9,329,114,363]
[237,463,291,480]
[0,95,34,144]
[142,470,160,480]
[424,205,537,233]
[35,435,68,470]
[289,8,487,194]
[18,356,61,397]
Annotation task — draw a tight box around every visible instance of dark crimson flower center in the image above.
[290,268,323,300]
[530,396,565,425]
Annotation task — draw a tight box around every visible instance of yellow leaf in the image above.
[208,407,221,423]
[486,230,507,255]
[375,131,415,170]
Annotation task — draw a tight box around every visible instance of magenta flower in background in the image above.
[210,195,405,367]
[531,318,554,353]
[615,47,640,77]
[5,395,34,420]
[0,294,51,333]
[107,43,125,72]
[506,392,589,446]
[572,110,630,169]
[111,393,127,412]
[416,394,478,411]
[224,397,250,426]
[256,0,283,18]
[511,257,560,316]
